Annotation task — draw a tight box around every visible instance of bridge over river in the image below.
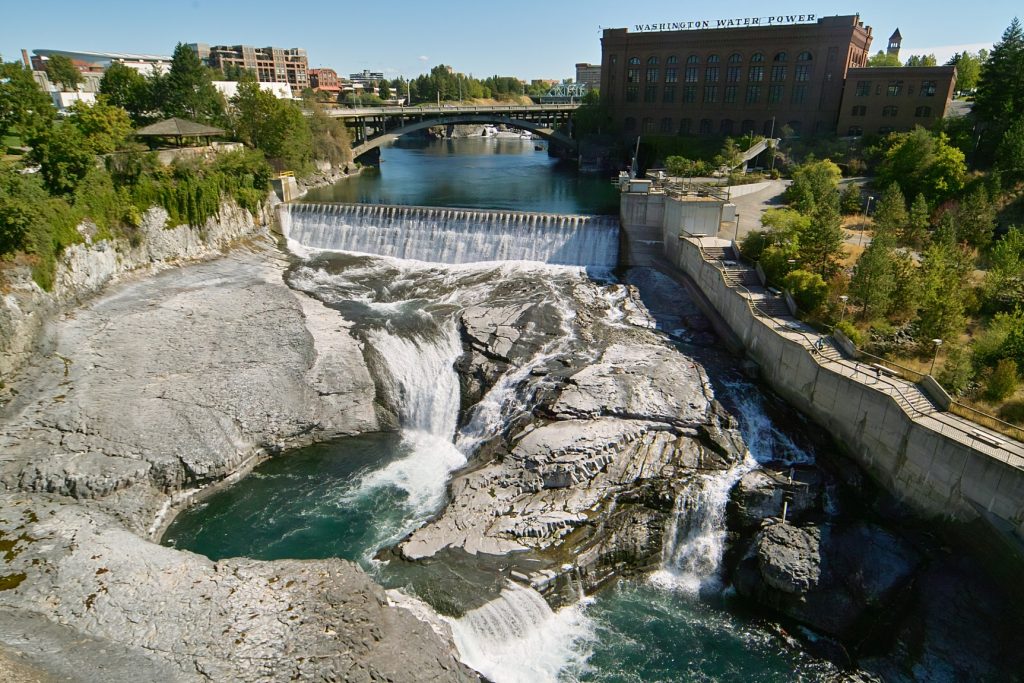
[318,103,582,160]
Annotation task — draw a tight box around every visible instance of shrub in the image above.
[999,400,1024,424]
[937,344,974,394]
[985,358,1019,401]
[740,230,771,261]
[782,269,828,314]
[835,320,865,346]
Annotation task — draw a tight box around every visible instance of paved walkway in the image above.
[695,237,1024,471]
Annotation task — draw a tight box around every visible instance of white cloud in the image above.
[417,55,429,62]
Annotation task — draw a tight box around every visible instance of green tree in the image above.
[0,60,54,140]
[307,102,352,167]
[28,123,95,194]
[905,193,931,248]
[986,358,1019,400]
[955,186,997,248]
[715,138,743,171]
[937,343,974,394]
[229,75,312,172]
[872,183,909,241]
[761,207,811,240]
[850,231,897,320]
[378,80,392,100]
[974,18,1024,127]
[995,116,1024,183]
[45,54,81,91]
[785,158,841,214]
[875,127,966,204]
[904,54,938,67]
[782,269,828,314]
[946,50,984,92]
[915,241,970,342]
[839,184,862,215]
[161,43,224,123]
[67,98,133,154]
[983,227,1024,311]
[798,198,844,278]
[99,63,151,123]
[868,51,902,67]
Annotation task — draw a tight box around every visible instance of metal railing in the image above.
[948,402,1024,443]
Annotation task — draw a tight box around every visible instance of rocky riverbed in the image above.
[0,239,476,681]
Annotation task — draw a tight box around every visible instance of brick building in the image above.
[836,66,956,136]
[598,14,956,139]
[308,68,341,94]
[189,44,308,95]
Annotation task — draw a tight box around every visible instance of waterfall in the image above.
[446,582,595,683]
[281,202,620,267]
[356,320,467,516]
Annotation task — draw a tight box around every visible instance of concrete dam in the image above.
[280,202,620,267]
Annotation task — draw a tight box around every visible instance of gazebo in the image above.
[134,117,225,148]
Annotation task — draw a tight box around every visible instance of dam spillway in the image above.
[280,202,620,267]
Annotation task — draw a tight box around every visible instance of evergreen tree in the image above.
[905,193,931,249]
[798,197,845,278]
[904,54,938,67]
[378,80,391,100]
[872,183,909,241]
[996,116,1024,183]
[956,186,997,248]
[161,42,224,123]
[850,230,897,320]
[915,241,971,343]
[946,51,984,92]
[839,184,862,215]
[974,18,1024,159]
[785,158,842,214]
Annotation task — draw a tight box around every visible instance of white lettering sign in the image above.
[633,14,817,32]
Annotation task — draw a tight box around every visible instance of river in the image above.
[165,138,837,682]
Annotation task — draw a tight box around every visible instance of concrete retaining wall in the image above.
[665,234,1024,544]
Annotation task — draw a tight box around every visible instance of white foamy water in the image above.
[726,381,814,465]
[282,203,620,267]
[356,322,466,513]
[447,582,595,683]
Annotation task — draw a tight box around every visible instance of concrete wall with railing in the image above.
[663,232,1024,545]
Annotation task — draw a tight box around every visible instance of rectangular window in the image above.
[855,80,871,96]
[684,66,698,83]
[660,117,673,133]
[795,65,810,82]
[627,68,640,83]
[887,80,903,96]
[644,84,658,102]
[768,84,783,103]
[922,80,936,96]
[665,68,678,83]
[703,85,718,103]
[626,85,639,102]
[663,85,676,103]
[683,85,697,103]
[882,105,898,117]
[724,85,738,103]
[771,65,787,81]
[726,66,741,83]
[745,85,760,103]
[705,66,719,83]
[646,67,659,82]
[851,105,866,116]
[748,66,764,82]
[792,85,807,104]
[915,106,932,117]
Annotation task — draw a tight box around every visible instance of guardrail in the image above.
[321,103,581,118]
[949,402,1024,443]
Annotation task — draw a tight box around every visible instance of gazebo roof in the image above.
[135,117,225,137]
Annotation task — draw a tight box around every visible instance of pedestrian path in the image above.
[696,238,1024,470]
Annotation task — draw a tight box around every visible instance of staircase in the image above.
[702,245,734,261]
[722,267,761,288]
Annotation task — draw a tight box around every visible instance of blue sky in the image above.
[1,1,1017,80]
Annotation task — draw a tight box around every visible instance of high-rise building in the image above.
[189,43,308,95]
[575,63,601,92]
[349,69,385,86]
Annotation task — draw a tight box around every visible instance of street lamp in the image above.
[733,212,741,246]
[838,295,849,325]
[859,195,875,247]
[929,339,943,375]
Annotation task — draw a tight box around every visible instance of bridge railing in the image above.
[321,104,581,118]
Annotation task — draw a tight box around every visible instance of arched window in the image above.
[686,54,700,64]
[647,56,659,65]
[774,52,788,62]
[751,53,765,63]
[797,51,813,62]
[624,116,637,131]
[628,57,641,65]
[666,56,678,64]
[728,53,742,64]
[707,54,720,63]
[847,125,863,136]
[914,106,933,118]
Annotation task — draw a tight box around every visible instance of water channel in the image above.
[164,137,837,681]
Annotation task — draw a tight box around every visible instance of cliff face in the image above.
[1,200,272,384]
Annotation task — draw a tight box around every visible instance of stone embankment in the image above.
[0,205,475,681]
